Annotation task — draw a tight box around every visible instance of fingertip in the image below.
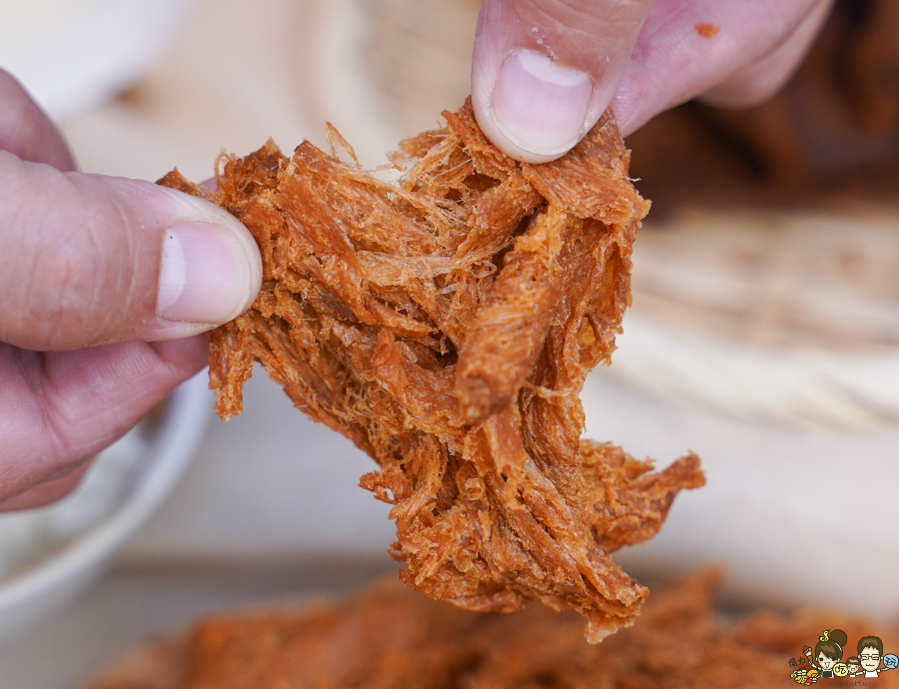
[470,0,653,163]
[147,186,262,337]
[155,219,262,327]
[609,0,833,137]
[698,0,833,109]
[475,50,594,163]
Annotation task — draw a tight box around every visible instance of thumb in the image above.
[0,152,262,350]
[471,0,654,163]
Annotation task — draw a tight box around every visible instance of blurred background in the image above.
[1,0,898,686]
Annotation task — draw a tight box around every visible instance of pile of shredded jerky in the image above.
[159,100,704,642]
[85,571,899,689]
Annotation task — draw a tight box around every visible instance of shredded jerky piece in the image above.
[83,570,899,689]
[158,100,704,642]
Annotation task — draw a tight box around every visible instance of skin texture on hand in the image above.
[472,0,834,162]
[0,70,263,510]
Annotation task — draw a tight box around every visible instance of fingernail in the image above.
[157,222,257,324]
[491,50,593,157]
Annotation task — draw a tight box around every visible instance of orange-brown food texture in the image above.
[158,101,705,642]
[88,571,899,689]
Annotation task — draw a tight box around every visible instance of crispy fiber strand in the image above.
[83,571,899,689]
[158,101,704,642]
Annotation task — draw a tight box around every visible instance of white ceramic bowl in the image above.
[0,372,210,642]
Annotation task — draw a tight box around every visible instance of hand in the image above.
[471,0,834,162]
[0,70,262,510]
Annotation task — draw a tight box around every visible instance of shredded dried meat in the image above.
[85,570,899,689]
[158,100,704,642]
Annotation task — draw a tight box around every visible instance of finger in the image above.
[0,335,207,505]
[471,0,655,162]
[611,0,827,136]
[699,0,834,108]
[0,153,262,350]
[0,69,76,172]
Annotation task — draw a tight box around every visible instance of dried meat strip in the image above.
[158,100,704,642]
